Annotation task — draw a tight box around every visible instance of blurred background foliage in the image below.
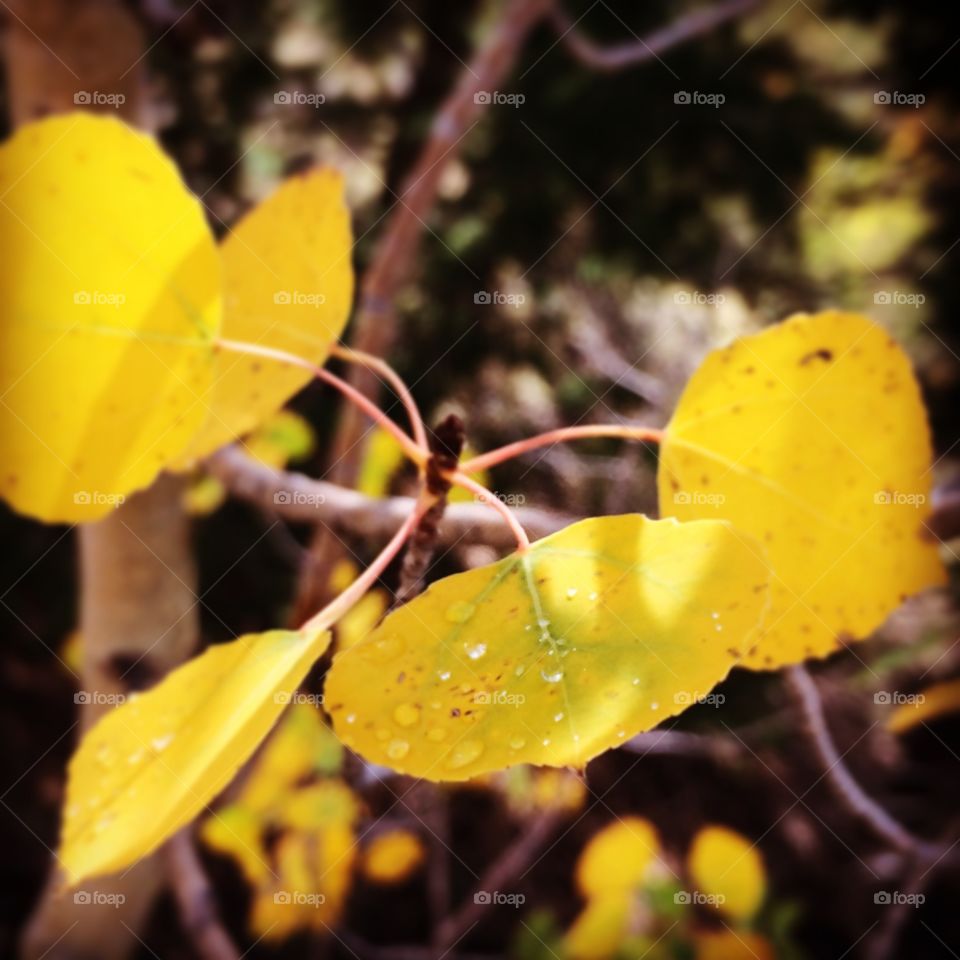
[3,0,960,957]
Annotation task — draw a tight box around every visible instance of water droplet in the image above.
[573,733,581,742]
[553,711,564,722]
[127,748,144,765]
[650,701,660,710]
[631,677,640,686]
[464,641,487,660]
[427,727,448,742]
[542,738,551,746]
[150,734,173,752]
[617,729,626,739]
[541,667,564,683]
[386,739,410,760]
[509,735,526,750]
[566,587,578,599]
[588,591,599,601]
[537,618,551,629]
[94,812,115,833]
[393,703,421,727]
[345,713,356,724]
[438,670,452,681]
[514,664,526,677]
[714,623,724,632]
[444,739,484,771]
[362,634,405,664]
[445,601,476,624]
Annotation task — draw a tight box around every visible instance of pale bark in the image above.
[5,4,201,957]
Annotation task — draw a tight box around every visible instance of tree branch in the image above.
[207,446,571,549]
[784,665,938,858]
[550,0,761,73]
[163,832,240,960]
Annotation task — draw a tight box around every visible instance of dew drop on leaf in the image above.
[393,704,421,728]
[386,739,410,760]
[464,642,487,660]
[444,739,484,771]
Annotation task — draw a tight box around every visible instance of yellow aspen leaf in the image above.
[252,824,357,939]
[0,113,221,522]
[694,930,775,960]
[687,825,766,921]
[278,781,361,832]
[177,169,354,463]
[242,409,316,467]
[325,515,770,781]
[575,818,661,898]
[60,627,330,885]
[659,311,945,670]
[361,829,425,884]
[564,894,632,960]
[497,766,587,817]
[886,678,960,734]
[199,804,271,887]
[239,703,343,814]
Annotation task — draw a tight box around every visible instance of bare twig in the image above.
[163,831,240,960]
[784,665,938,858]
[550,0,761,72]
[207,446,571,548]
[394,414,466,605]
[433,810,567,952]
[293,0,554,621]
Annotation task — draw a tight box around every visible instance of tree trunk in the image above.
[4,3,202,957]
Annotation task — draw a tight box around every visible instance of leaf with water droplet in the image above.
[325,515,770,780]
[658,310,946,670]
[60,627,330,885]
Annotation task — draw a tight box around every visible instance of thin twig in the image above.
[550,0,761,72]
[433,810,567,952]
[163,831,240,960]
[293,0,554,622]
[394,414,466,605]
[207,446,572,548]
[784,665,938,858]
